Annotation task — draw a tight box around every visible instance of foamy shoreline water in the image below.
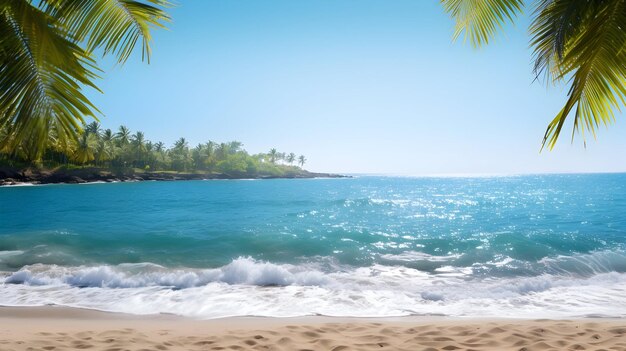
[2,256,625,319]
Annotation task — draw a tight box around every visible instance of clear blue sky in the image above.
[87,0,626,174]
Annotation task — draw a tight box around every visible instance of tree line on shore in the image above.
[0,122,307,177]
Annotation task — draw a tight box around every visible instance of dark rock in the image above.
[0,166,349,186]
[67,176,86,184]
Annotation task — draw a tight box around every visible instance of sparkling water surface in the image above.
[1,175,625,318]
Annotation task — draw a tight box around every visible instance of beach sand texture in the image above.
[0,308,625,351]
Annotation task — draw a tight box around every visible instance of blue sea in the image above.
[1,174,625,318]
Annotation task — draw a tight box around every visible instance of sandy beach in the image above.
[0,307,623,351]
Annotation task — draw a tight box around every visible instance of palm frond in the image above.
[441,0,524,47]
[0,0,169,161]
[536,0,626,150]
[530,0,589,84]
[42,0,171,63]
[0,1,100,160]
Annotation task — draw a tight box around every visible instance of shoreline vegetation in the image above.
[0,122,347,186]
[0,167,347,186]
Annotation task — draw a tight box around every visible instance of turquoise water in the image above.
[1,175,625,318]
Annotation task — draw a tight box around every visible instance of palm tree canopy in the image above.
[132,131,145,143]
[72,132,97,164]
[101,129,114,142]
[441,0,626,149]
[154,141,164,152]
[115,125,131,144]
[85,121,102,136]
[173,137,187,150]
[0,0,170,160]
[228,141,243,153]
[268,148,278,163]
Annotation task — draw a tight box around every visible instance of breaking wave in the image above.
[2,256,625,319]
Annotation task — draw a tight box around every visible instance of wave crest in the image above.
[2,256,626,319]
[4,258,332,288]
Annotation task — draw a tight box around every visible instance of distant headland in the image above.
[0,122,347,186]
[0,167,347,186]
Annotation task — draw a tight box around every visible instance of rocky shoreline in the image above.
[0,167,348,186]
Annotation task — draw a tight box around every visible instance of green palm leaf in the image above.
[443,0,626,149]
[0,0,169,161]
[534,0,626,149]
[42,0,170,63]
[0,1,100,160]
[441,0,524,47]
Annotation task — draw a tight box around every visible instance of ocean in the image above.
[1,174,625,318]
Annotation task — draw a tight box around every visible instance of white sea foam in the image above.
[0,250,24,258]
[380,251,461,262]
[3,258,331,288]
[1,257,626,319]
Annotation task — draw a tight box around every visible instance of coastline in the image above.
[0,306,624,351]
[0,167,348,186]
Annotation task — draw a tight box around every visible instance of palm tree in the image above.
[152,141,167,170]
[132,131,146,152]
[85,122,102,138]
[268,148,278,164]
[191,143,205,170]
[154,141,165,153]
[441,0,626,149]
[228,141,243,154]
[131,131,147,167]
[203,141,217,171]
[278,152,286,163]
[170,137,190,171]
[48,128,74,165]
[173,137,188,150]
[286,152,296,165]
[72,132,97,164]
[205,141,216,153]
[94,138,114,166]
[101,129,114,143]
[0,1,170,160]
[115,125,131,146]
[298,155,306,168]
[98,128,116,165]
[215,143,230,161]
